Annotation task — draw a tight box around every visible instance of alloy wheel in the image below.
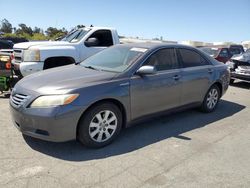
[206,88,219,109]
[88,110,118,142]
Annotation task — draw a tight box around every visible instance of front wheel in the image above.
[78,103,122,148]
[200,85,220,113]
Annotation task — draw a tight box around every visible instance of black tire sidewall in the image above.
[201,85,220,113]
[78,103,122,148]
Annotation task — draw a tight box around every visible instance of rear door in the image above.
[177,48,214,105]
[130,48,182,120]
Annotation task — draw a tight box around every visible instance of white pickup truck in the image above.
[12,26,120,77]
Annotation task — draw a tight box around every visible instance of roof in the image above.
[118,42,195,50]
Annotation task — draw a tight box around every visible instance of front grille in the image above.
[13,49,23,63]
[11,93,29,107]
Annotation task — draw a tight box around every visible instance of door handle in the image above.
[173,75,181,80]
[208,69,213,74]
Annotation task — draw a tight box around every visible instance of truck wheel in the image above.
[78,102,122,148]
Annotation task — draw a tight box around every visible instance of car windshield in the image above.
[60,28,90,43]
[80,45,148,73]
[200,47,219,57]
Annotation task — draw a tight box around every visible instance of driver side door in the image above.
[130,48,182,120]
[79,30,114,61]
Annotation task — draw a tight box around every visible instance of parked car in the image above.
[10,43,230,148]
[0,40,14,50]
[226,51,250,84]
[0,37,28,44]
[200,45,245,64]
[0,51,12,93]
[12,26,120,77]
[199,47,232,63]
[228,45,244,55]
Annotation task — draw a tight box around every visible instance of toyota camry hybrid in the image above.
[10,43,230,148]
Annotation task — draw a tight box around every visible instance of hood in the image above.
[13,41,71,50]
[231,52,250,63]
[16,65,117,95]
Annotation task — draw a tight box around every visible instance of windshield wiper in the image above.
[83,65,100,71]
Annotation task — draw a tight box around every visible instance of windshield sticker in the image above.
[130,47,148,53]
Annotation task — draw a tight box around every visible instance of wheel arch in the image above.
[212,81,223,98]
[76,98,127,138]
[43,56,76,69]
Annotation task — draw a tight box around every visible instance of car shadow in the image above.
[230,81,250,89]
[23,99,245,162]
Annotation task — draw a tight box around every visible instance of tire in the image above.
[78,102,122,148]
[229,79,235,84]
[200,85,220,113]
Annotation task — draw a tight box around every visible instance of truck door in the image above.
[79,30,114,62]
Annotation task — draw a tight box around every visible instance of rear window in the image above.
[179,49,209,67]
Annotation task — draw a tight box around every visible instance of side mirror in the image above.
[136,65,156,75]
[84,37,99,47]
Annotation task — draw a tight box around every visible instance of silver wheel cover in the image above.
[88,110,118,142]
[206,88,219,109]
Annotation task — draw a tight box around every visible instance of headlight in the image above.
[225,61,235,69]
[30,94,79,108]
[23,49,40,62]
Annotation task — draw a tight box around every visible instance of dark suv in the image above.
[0,40,14,50]
[229,45,244,56]
[0,37,28,44]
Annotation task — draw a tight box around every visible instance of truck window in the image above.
[87,30,114,47]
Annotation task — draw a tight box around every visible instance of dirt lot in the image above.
[0,81,249,188]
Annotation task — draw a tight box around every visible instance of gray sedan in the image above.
[10,43,230,148]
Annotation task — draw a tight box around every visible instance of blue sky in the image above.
[0,0,249,43]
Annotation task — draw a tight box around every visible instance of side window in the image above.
[144,48,178,71]
[87,30,113,47]
[219,49,229,58]
[179,49,209,67]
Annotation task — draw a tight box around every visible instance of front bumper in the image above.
[231,72,250,82]
[12,61,44,77]
[10,103,85,142]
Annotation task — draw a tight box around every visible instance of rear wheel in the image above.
[200,85,220,113]
[78,103,122,148]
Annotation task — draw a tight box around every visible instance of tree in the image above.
[33,27,43,34]
[0,19,12,33]
[45,27,67,39]
[15,23,33,35]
